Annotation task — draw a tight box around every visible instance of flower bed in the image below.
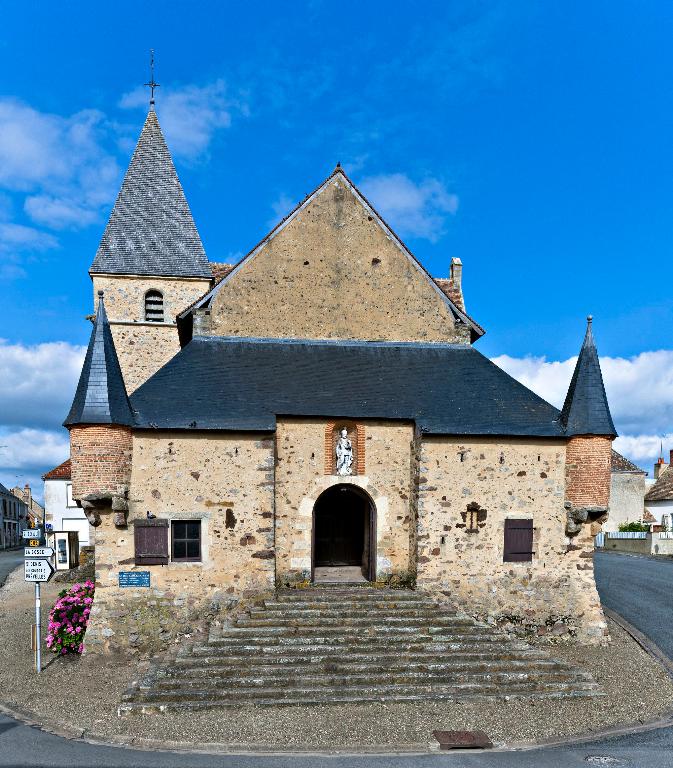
[46,580,95,655]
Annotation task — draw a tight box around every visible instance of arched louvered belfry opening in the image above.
[144,289,164,322]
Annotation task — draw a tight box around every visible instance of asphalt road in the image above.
[594,549,673,659]
[0,551,671,767]
[0,549,22,588]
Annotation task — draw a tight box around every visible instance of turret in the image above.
[64,291,133,527]
[561,316,616,535]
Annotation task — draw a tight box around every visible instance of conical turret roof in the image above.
[90,110,210,278]
[560,317,616,437]
[64,292,134,427]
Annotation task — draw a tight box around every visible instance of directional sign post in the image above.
[23,528,53,673]
[24,559,55,582]
[24,547,54,559]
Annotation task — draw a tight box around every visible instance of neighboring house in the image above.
[605,450,647,531]
[644,450,673,530]
[64,102,617,653]
[0,482,28,548]
[11,483,44,528]
[42,459,93,549]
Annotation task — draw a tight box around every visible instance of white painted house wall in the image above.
[43,477,92,548]
[647,499,673,529]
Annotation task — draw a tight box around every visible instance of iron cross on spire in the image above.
[144,49,160,109]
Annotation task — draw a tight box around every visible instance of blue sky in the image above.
[1,1,672,496]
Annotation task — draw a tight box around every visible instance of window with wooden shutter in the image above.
[503,518,534,562]
[134,519,169,565]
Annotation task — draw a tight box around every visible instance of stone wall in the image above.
[207,176,466,344]
[416,436,607,643]
[566,436,612,508]
[85,431,275,653]
[92,274,211,393]
[274,418,416,583]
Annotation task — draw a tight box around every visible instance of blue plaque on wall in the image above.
[119,571,151,588]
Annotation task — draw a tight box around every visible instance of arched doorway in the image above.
[312,485,376,583]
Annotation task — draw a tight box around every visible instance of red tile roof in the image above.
[42,458,71,481]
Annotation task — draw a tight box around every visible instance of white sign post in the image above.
[24,547,54,559]
[24,559,55,582]
[24,530,54,673]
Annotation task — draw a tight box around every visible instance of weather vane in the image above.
[144,49,160,109]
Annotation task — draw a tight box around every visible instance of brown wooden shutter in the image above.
[503,518,534,562]
[134,520,169,565]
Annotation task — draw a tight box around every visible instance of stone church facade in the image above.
[65,107,616,652]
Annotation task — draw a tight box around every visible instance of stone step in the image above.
[274,589,425,602]
[232,614,474,629]
[198,636,532,654]
[249,606,456,620]
[121,586,599,713]
[150,668,594,693]
[260,599,441,612]
[158,658,580,681]
[213,624,504,639]
[125,679,600,708]
[171,649,554,671]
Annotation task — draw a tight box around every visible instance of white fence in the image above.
[605,532,647,539]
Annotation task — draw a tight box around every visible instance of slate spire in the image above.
[560,316,616,437]
[64,292,134,427]
[90,109,210,279]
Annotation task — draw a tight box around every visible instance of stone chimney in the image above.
[447,257,465,312]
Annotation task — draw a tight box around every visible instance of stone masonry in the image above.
[84,431,276,653]
[92,274,211,393]
[207,176,468,344]
[416,436,607,643]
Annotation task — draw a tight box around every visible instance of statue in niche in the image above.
[335,428,354,476]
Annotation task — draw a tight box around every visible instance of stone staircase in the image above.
[120,587,600,713]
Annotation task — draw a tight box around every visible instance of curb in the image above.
[2,612,673,756]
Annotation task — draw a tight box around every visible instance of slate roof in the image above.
[560,318,616,437]
[42,459,72,481]
[645,467,673,502]
[64,292,134,427]
[90,110,211,279]
[177,167,485,341]
[611,450,645,473]
[130,336,565,436]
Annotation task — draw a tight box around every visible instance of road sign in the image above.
[24,559,55,583]
[22,529,41,539]
[24,547,54,558]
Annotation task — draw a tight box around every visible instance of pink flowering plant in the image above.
[46,581,95,655]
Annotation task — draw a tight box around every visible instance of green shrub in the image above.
[618,521,650,532]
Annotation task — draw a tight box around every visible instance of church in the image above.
[65,104,616,655]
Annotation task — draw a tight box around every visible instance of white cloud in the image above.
[493,350,673,472]
[0,98,120,229]
[359,173,458,242]
[0,222,58,252]
[0,428,69,474]
[613,434,673,468]
[120,80,243,161]
[0,340,85,430]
